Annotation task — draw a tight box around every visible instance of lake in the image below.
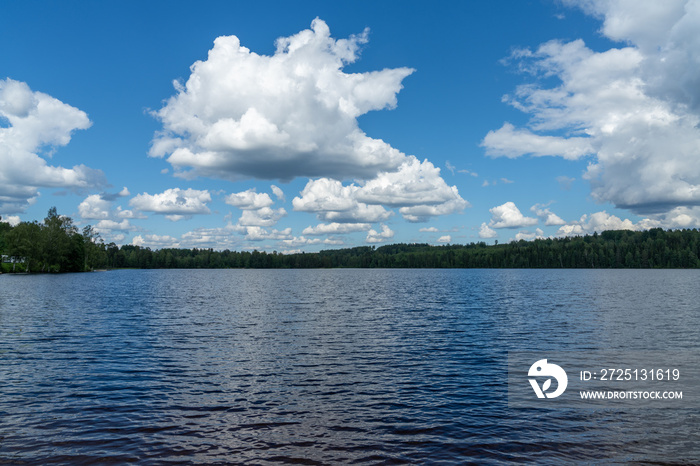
[1,269,699,464]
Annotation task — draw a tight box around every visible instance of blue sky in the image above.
[2,1,700,252]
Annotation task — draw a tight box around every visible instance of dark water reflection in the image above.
[1,269,699,464]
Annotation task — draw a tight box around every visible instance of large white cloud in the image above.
[483,1,700,221]
[129,188,211,221]
[150,18,413,181]
[0,78,105,213]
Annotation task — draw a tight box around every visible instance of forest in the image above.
[2,208,700,272]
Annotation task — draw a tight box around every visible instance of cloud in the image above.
[483,122,594,160]
[132,234,180,249]
[1,215,21,226]
[179,223,241,249]
[0,78,105,213]
[95,219,137,233]
[556,175,575,190]
[458,169,479,177]
[488,202,539,229]
[150,18,414,182]
[437,235,451,243]
[514,228,545,241]
[271,185,285,201]
[484,2,700,221]
[293,178,392,223]
[531,203,566,226]
[78,194,112,220]
[479,222,498,239]
[237,207,287,227]
[419,227,439,232]
[150,19,465,227]
[224,189,274,210]
[129,188,211,221]
[77,189,143,242]
[282,236,344,247]
[241,226,292,242]
[293,158,468,224]
[302,222,371,235]
[356,158,467,208]
[225,188,287,228]
[366,224,394,243]
[556,211,640,236]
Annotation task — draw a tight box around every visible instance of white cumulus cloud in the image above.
[488,202,539,229]
[483,1,700,224]
[302,222,371,235]
[531,203,566,226]
[479,222,498,239]
[150,18,414,182]
[0,78,105,213]
[129,188,211,221]
[366,224,395,243]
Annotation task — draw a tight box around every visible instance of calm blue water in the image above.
[1,269,699,464]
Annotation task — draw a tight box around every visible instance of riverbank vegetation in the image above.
[2,208,700,272]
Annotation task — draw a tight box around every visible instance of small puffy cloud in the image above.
[294,158,468,224]
[556,211,640,236]
[78,190,143,243]
[225,189,274,210]
[78,194,111,220]
[226,188,286,228]
[366,224,394,243]
[437,235,451,243]
[281,236,343,247]
[271,185,285,201]
[356,157,468,209]
[419,227,439,232]
[488,202,539,229]
[180,223,240,249]
[150,18,413,182]
[514,228,545,241]
[130,188,211,221]
[399,198,469,223]
[132,234,180,249]
[242,226,292,241]
[479,222,498,239]
[293,178,392,223]
[531,203,566,226]
[1,215,21,226]
[237,207,287,227]
[302,222,371,235]
[94,219,136,233]
[0,78,105,213]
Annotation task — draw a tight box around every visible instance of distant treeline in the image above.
[2,208,700,272]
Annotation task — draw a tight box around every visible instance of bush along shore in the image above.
[2,208,700,272]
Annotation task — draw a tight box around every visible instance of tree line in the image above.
[2,208,700,272]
